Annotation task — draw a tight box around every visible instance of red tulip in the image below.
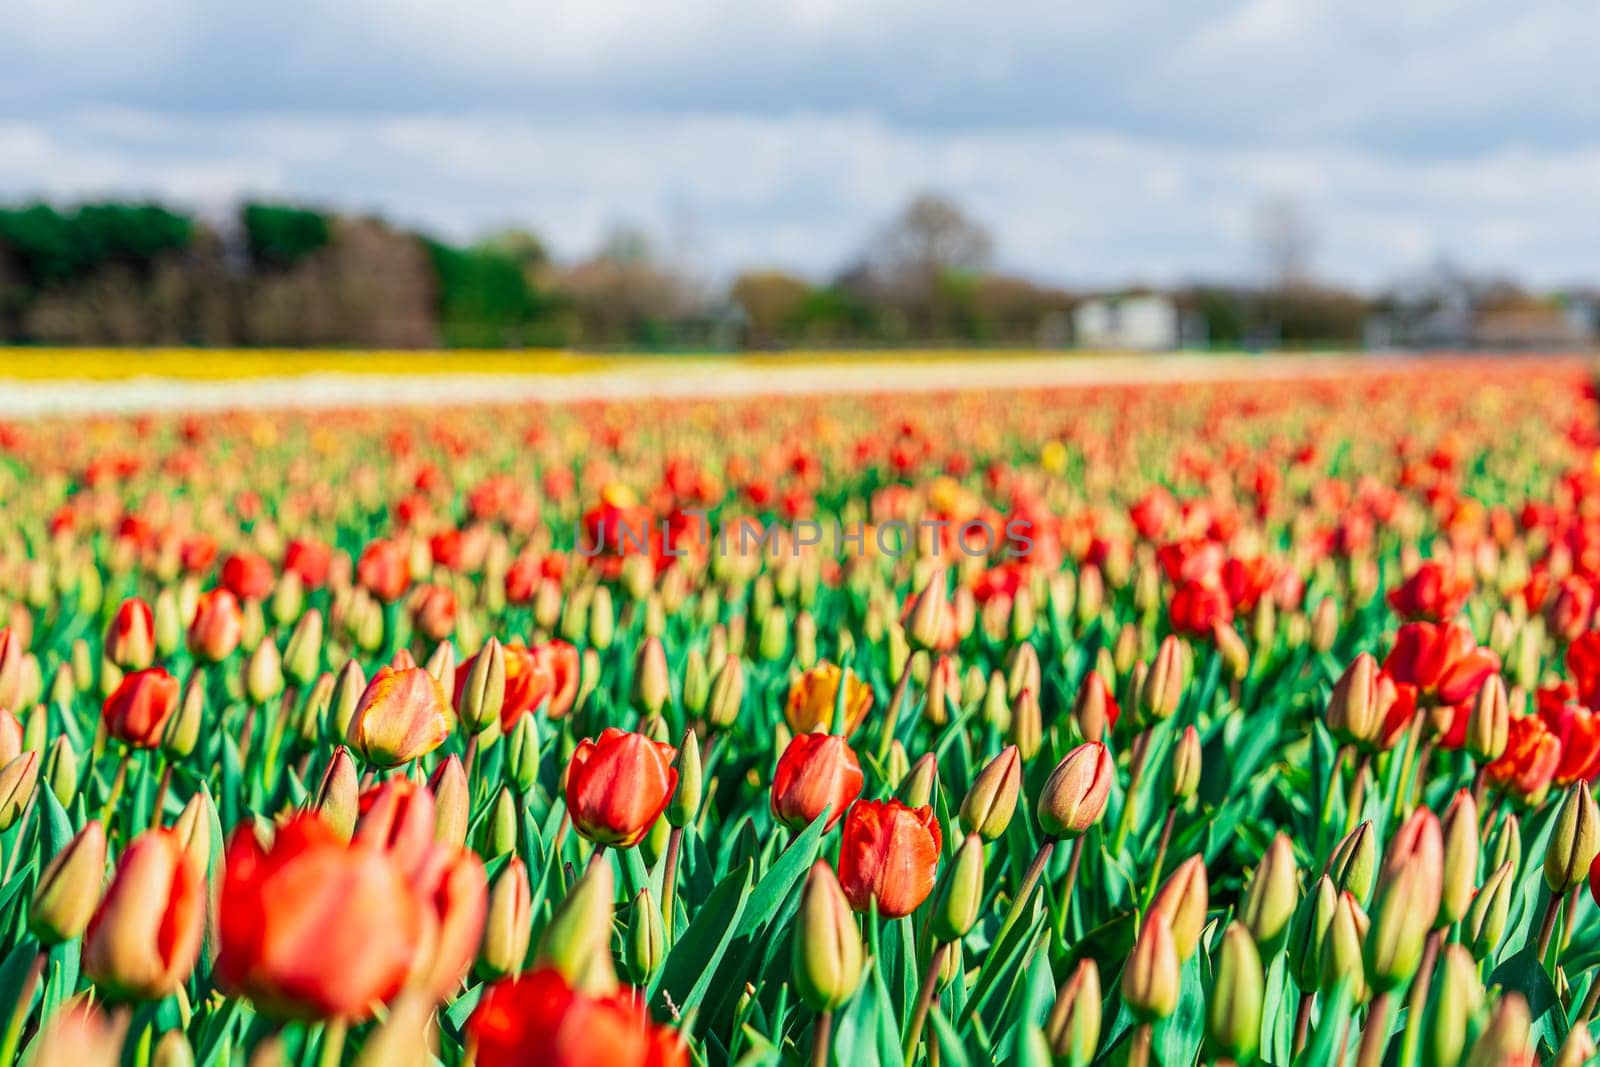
[189,588,243,662]
[1169,579,1233,637]
[565,728,677,848]
[1382,621,1499,706]
[1567,632,1600,707]
[771,732,864,832]
[84,829,205,1000]
[218,815,426,1019]
[1537,689,1600,785]
[412,584,458,641]
[837,799,942,918]
[408,844,488,1001]
[459,640,581,727]
[467,967,687,1067]
[106,598,155,671]
[284,539,334,590]
[358,539,411,603]
[1386,560,1472,622]
[1484,714,1561,802]
[102,667,180,749]
[0,626,22,710]
[221,552,275,602]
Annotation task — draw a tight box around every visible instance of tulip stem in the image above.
[662,826,684,942]
[1143,809,1177,906]
[462,734,479,778]
[1111,730,1152,857]
[1355,991,1390,1067]
[99,752,130,831]
[903,941,949,1067]
[812,1009,833,1067]
[318,1019,348,1067]
[1053,836,1086,943]
[993,839,1054,953]
[1292,993,1313,1058]
[150,760,172,829]
[1128,1022,1153,1067]
[1344,752,1372,835]
[1536,889,1562,964]
[876,669,913,762]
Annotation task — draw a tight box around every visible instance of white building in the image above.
[1072,294,1183,350]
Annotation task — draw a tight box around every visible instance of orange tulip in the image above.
[837,799,941,918]
[565,728,677,847]
[468,967,687,1067]
[188,588,243,662]
[218,814,426,1019]
[346,666,455,767]
[101,667,180,749]
[785,663,873,735]
[221,551,275,602]
[358,538,411,603]
[84,828,206,1000]
[771,732,864,832]
[408,844,488,1001]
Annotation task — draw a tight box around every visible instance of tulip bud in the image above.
[1364,858,1434,992]
[1008,687,1042,760]
[282,610,323,687]
[0,751,39,831]
[706,655,745,728]
[1037,742,1113,839]
[885,740,910,789]
[537,859,617,994]
[84,828,205,1000]
[1424,944,1482,1067]
[106,598,156,672]
[1242,833,1298,954]
[1545,780,1600,893]
[1466,860,1514,961]
[30,820,107,944]
[330,659,367,741]
[1005,643,1041,702]
[626,887,665,985]
[482,787,519,858]
[1439,790,1479,925]
[428,756,470,848]
[1072,670,1115,743]
[1327,821,1377,904]
[1149,855,1209,961]
[478,858,533,979]
[1326,654,1380,747]
[1044,959,1101,1067]
[959,745,1021,842]
[1139,636,1183,723]
[311,746,360,841]
[1208,922,1263,1064]
[1123,916,1181,1020]
[152,1031,195,1067]
[793,861,865,1011]
[1166,725,1202,801]
[1320,891,1369,1002]
[587,587,614,650]
[980,670,1010,731]
[1288,875,1338,992]
[1310,598,1339,652]
[906,570,948,652]
[153,590,183,659]
[1462,994,1531,1067]
[1465,675,1509,762]
[351,993,434,1067]
[631,637,671,716]
[931,836,984,943]
[163,674,204,759]
[1555,1024,1597,1067]
[1076,565,1104,625]
[504,715,540,795]
[171,791,212,873]
[666,729,702,829]
[898,753,939,809]
[1214,622,1250,682]
[1490,813,1521,878]
[43,736,77,807]
[1009,588,1036,644]
[681,648,710,716]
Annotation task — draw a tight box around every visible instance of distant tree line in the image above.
[0,193,1511,350]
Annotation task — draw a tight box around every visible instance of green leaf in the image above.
[649,858,753,1023]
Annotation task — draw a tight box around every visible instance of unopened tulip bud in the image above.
[1466,860,1514,961]
[1038,742,1113,839]
[1490,813,1521,877]
[428,756,470,848]
[1214,623,1250,682]
[43,736,77,807]
[30,820,107,944]
[171,791,213,872]
[1555,1024,1597,1067]
[1208,922,1263,1064]
[667,729,701,828]
[1365,858,1434,992]
[626,888,665,984]
[28,1005,128,1067]
[282,610,323,687]
[1425,944,1482,1067]
[1073,670,1116,743]
[351,994,433,1067]
[706,655,745,728]
[0,751,39,831]
[632,637,670,716]
[1243,833,1298,954]
[979,670,1009,731]
[1009,588,1036,644]
[793,861,865,1011]
[1326,653,1380,747]
[931,836,984,942]
[681,648,709,716]
[906,570,948,653]
[312,746,360,840]
[959,746,1021,842]
[1546,780,1599,893]
[537,859,617,994]
[1439,791,1479,925]
[296,672,333,743]
[84,828,205,1000]
[1140,637,1184,723]
[1149,856,1209,961]
[1310,598,1339,652]
[153,590,183,659]
[152,1031,194,1067]
[1288,875,1338,992]
[1465,675,1509,762]
[478,858,533,979]
[1009,688,1042,760]
[48,663,75,710]
[1328,821,1377,904]
[425,639,455,693]
[898,753,939,809]
[1463,994,1531,1067]
[162,675,204,759]
[482,787,519,858]
[885,740,910,789]
[1166,725,1202,801]
[1123,916,1181,1020]
[588,587,614,650]
[1044,959,1101,1067]
[1005,643,1041,702]
[107,598,155,671]
[1320,891,1369,1001]
[330,659,366,741]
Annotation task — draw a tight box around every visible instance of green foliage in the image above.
[0,201,193,285]
[426,240,554,348]
[242,203,331,268]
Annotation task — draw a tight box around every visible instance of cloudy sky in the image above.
[3,0,1598,289]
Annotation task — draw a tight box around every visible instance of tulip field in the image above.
[4,353,1600,1066]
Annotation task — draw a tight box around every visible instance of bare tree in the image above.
[1253,196,1314,289]
[847,192,994,337]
